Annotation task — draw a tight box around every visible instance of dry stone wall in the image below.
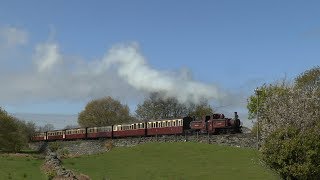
[30,132,256,156]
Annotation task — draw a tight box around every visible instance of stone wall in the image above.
[29,132,256,156]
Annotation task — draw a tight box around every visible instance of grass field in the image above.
[64,142,279,180]
[0,154,45,180]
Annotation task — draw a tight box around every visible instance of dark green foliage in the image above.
[262,127,320,179]
[0,107,36,152]
[78,96,133,127]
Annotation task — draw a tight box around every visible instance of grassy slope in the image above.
[64,142,279,180]
[0,155,45,180]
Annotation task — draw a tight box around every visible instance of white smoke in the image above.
[99,43,226,104]
[0,26,226,105]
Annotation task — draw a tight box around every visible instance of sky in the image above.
[0,1,319,128]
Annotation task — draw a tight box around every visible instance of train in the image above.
[32,112,242,141]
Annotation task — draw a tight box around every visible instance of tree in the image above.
[187,100,214,119]
[247,67,320,178]
[246,82,289,119]
[0,107,36,152]
[64,125,79,129]
[295,66,320,92]
[135,92,188,120]
[38,123,54,132]
[78,96,133,127]
[135,92,214,120]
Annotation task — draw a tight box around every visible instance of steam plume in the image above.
[100,43,225,104]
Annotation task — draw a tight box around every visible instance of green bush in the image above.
[57,148,70,158]
[262,127,320,179]
[0,107,35,152]
[48,142,61,152]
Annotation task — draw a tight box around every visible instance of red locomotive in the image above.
[190,112,241,134]
[31,112,241,141]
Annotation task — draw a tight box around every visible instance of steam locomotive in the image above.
[32,112,241,141]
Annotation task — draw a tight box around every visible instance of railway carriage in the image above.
[146,119,184,135]
[65,128,86,140]
[87,126,113,139]
[32,132,47,141]
[113,123,146,137]
[47,130,65,141]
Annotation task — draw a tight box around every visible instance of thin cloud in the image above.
[0,26,28,47]
[33,42,62,72]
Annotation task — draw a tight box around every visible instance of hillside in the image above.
[64,142,279,180]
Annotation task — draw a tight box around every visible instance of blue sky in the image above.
[0,1,319,128]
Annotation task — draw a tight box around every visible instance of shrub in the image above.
[262,127,320,179]
[105,140,114,151]
[0,107,36,152]
[46,170,56,180]
[57,148,70,158]
[49,142,61,152]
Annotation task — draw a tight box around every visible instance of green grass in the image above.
[64,142,279,180]
[0,154,45,180]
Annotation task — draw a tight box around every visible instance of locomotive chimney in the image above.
[234,112,239,120]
